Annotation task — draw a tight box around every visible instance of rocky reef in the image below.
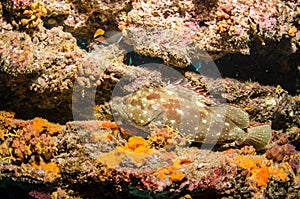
[0,0,299,198]
[0,113,299,198]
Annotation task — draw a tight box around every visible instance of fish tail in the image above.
[242,124,272,150]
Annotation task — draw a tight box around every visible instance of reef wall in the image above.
[0,0,299,198]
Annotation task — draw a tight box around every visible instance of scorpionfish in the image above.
[111,81,272,150]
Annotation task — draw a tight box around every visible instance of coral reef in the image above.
[0,0,299,122]
[120,0,300,66]
[20,2,47,28]
[0,115,298,198]
[0,24,87,114]
[1,0,298,66]
[0,0,299,198]
[0,111,62,163]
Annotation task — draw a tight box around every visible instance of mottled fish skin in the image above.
[111,83,272,150]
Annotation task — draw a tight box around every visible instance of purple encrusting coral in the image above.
[266,135,300,174]
[28,190,51,199]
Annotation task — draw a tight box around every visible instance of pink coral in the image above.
[266,135,299,173]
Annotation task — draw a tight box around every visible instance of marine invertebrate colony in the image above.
[20,2,47,28]
[0,112,62,163]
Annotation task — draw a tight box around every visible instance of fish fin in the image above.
[242,124,272,150]
[105,31,123,43]
[95,36,109,45]
[225,105,249,129]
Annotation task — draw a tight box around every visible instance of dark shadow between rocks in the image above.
[215,40,300,95]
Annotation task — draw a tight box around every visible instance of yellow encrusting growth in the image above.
[32,117,62,135]
[98,136,157,168]
[32,160,60,182]
[233,155,290,187]
[21,2,47,28]
[118,136,153,153]
[155,159,190,182]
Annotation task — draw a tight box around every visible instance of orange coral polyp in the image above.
[118,136,152,153]
[170,171,185,182]
[101,121,119,130]
[251,167,269,187]
[155,161,186,182]
[31,160,60,182]
[127,137,147,149]
[32,117,61,135]
[233,155,291,187]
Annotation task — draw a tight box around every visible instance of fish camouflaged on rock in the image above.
[111,80,272,150]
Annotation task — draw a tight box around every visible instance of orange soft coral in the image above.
[32,117,62,135]
[233,156,290,187]
[156,165,186,182]
[32,160,60,182]
[118,136,152,153]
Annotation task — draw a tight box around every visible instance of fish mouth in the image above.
[110,97,143,127]
[110,97,151,136]
[110,96,166,132]
[110,97,131,122]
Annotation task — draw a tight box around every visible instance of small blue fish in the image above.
[188,62,202,73]
[129,56,133,66]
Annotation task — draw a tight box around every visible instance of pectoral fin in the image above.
[225,105,250,129]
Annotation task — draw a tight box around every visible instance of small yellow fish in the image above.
[94,28,105,38]
[94,28,109,45]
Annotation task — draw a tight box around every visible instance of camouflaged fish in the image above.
[111,80,272,150]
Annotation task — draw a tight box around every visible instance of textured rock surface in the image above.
[0,0,299,198]
[0,114,299,198]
